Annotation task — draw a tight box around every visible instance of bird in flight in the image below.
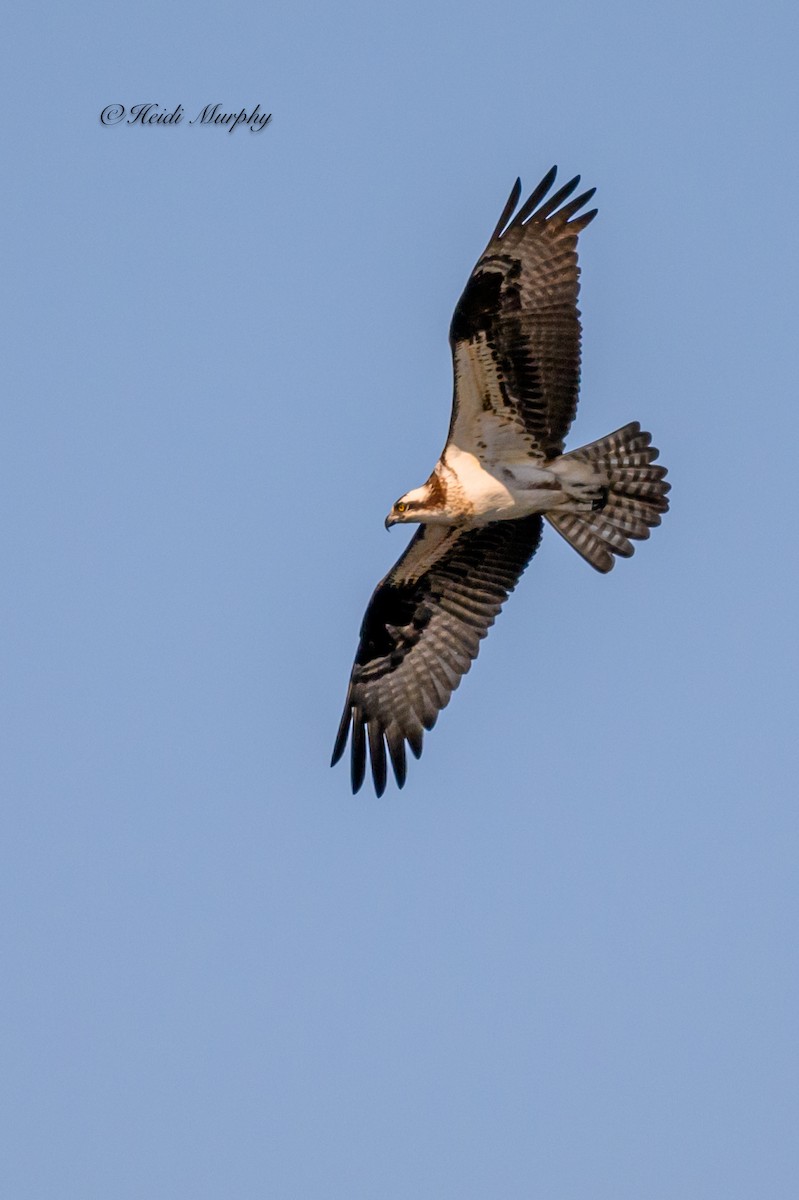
[332,166,670,795]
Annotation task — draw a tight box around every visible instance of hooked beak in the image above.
[384,512,396,530]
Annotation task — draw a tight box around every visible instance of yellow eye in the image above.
[396,502,407,513]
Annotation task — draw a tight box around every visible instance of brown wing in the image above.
[331,515,543,795]
[447,166,597,463]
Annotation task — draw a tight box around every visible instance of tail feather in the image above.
[546,422,670,573]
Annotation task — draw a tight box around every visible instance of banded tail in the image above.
[546,422,670,573]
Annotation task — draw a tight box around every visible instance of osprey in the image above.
[332,166,670,795]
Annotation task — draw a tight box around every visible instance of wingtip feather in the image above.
[368,720,388,797]
[535,174,581,221]
[490,176,523,241]
[553,187,597,225]
[508,164,558,229]
[386,729,408,789]
[330,702,351,767]
[569,207,598,232]
[351,714,366,793]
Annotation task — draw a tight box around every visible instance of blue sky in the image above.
[3,0,798,1196]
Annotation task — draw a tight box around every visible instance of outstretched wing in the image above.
[448,166,597,464]
[332,515,543,796]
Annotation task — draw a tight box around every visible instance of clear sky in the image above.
[3,0,798,1196]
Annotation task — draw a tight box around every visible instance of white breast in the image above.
[444,445,565,522]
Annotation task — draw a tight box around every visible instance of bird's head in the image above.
[385,477,449,528]
[385,488,424,529]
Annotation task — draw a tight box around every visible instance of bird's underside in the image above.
[332,166,670,795]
